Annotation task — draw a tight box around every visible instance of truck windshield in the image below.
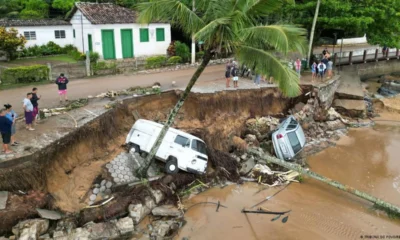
[191,139,207,155]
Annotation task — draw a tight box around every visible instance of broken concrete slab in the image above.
[151,220,180,238]
[36,209,62,220]
[12,219,49,239]
[115,217,134,235]
[129,204,151,224]
[239,156,256,176]
[333,99,366,118]
[0,191,8,210]
[152,205,182,217]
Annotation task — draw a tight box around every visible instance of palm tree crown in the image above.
[137,0,308,96]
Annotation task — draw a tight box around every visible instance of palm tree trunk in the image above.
[306,0,320,68]
[250,149,400,215]
[138,50,213,177]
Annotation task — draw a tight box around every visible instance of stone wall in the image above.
[341,59,400,80]
[51,62,87,80]
[313,75,341,110]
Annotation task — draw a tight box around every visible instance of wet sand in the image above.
[177,124,400,240]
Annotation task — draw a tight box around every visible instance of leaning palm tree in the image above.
[136,0,308,176]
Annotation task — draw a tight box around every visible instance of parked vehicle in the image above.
[125,119,208,174]
[271,116,306,161]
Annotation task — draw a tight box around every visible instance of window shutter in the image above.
[140,28,149,42]
[156,28,165,42]
[73,29,75,38]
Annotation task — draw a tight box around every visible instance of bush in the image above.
[62,44,76,54]
[92,61,117,75]
[196,51,204,60]
[167,56,182,65]
[17,43,79,58]
[167,41,176,57]
[146,56,167,69]
[90,52,100,63]
[174,41,190,62]
[0,65,49,84]
[68,49,86,61]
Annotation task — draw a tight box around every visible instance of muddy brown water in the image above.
[177,124,400,240]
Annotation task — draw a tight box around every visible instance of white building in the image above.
[67,2,171,60]
[0,19,73,48]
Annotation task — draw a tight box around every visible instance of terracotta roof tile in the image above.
[75,3,137,24]
[0,19,71,27]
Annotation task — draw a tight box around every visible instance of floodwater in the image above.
[177,124,400,240]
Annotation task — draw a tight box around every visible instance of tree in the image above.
[19,0,49,19]
[52,0,75,12]
[0,27,26,60]
[135,0,307,176]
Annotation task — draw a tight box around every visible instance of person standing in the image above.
[225,61,232,88]
[295,58,302,77]
[254,73,261,87]
[311,61,317,81]
[0,108,13,154]
[327,58,333,78]
[4,104,18,146]
[56,73,69,102]
[317,62,326,80]
[23,93,34,131]
[231,63,239,88]
[321,56,329,75]
[31,87,41,124]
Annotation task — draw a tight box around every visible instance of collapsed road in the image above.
[0,76,400,239]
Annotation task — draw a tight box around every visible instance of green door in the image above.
[101,30,116,59]
[121,29,134,58]
[88,34,93,52]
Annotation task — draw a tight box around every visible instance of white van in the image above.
[125,119,208,174]
[271,116,306,161]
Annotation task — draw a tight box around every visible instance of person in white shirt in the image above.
[317,62,326,80]
[23,93,35,131]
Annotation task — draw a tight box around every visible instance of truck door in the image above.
[171,135,192,170]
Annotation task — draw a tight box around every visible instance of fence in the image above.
[50,61,86,80]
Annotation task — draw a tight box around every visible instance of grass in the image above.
[0,55,77,68]
[0,81,50,90]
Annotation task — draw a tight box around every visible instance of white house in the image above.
[67,2,171,60]
[0,19,73,48]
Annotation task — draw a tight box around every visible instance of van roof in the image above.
[135,119,204,142]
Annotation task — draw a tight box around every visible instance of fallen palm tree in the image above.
[248,149,400,216]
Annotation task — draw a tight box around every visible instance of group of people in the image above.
[225,60,240,88]
[0,73,70,154]
[311,49,333,81]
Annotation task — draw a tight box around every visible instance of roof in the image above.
[0,19,71,27]
[68,2,137,25]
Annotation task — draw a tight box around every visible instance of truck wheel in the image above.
[165,157,179,174]
[129,144,140,153]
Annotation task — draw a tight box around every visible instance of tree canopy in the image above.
[0,27,26,60]
[279,0,400,47]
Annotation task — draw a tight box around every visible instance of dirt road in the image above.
[0,65,225,114]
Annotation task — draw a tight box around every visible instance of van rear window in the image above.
[175,135,190,146]
[286,119,298,130]
[191,140,207,155]
[287,132,301,154]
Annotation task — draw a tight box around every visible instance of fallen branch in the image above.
[184,201,227,214]
[242,209,291,215]
[251,183,291,208]
[248,148,400,216]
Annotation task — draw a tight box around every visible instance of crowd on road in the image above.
[0,73,69,155]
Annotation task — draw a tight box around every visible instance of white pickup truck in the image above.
[125,119,208,174]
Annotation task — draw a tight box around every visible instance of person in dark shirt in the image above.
[321,57,329,74]
[31,87,41,124]
[56,73,69,103]
[0,108,13,154]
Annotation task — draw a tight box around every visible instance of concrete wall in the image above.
[7,25,73,48]
[336,34,367,45]
[341,60,400,80]
[314,75,341,110]
[70,10,171,59]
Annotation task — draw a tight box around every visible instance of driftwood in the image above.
[248,149,400,216]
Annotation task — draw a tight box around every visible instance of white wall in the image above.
[70,10,171,59]
[7,25,73,48]
[336,34,368,45]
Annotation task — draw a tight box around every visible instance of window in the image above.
[55,30,66,39]
[23,31,36,40]
[156,28,165,42]
[191,139,207,155]
[286,119,298,130]
[140,28,149,42]
[287,132,301,154]
[174,135,190,147]
[73,29,75,38]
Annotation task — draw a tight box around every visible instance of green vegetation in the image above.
[0,27,26,60]
[92,61,117,75]
[0,65,49,86]
[11,55,77,64]
[166,56,182,65]
[145,55,167,69]
[174,41,190,63]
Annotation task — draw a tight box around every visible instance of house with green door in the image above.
[68,2,171,60]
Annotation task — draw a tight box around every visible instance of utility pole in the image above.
[191,0,196,65]
[306,0,320,68]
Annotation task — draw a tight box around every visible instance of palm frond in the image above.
[236,45,301,97]
[195,17,232,44]
[202,0,233,22]
[241,25,308,55]
[239,0,284,17]
[135,0,205,36]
